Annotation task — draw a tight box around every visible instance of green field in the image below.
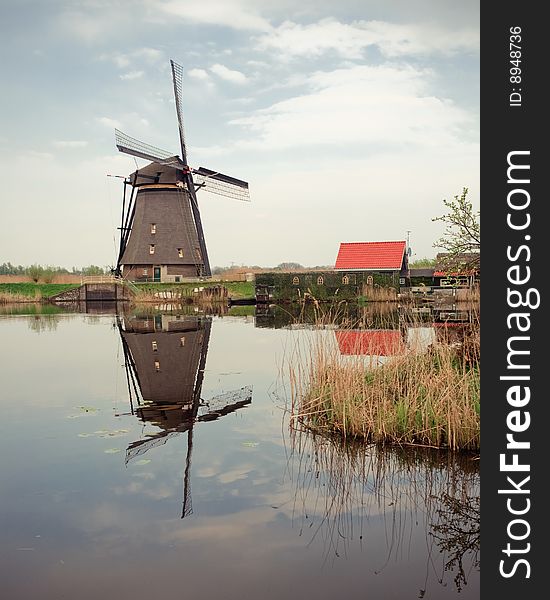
[0,283,79,299]
[132,281,255,299]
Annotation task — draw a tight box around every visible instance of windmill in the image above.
[114,60,250,281]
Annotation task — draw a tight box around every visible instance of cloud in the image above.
[210,64,248,84]
[97,116,122,129]
[188,68,210,80]
[158,0,271,31]
[256,18,479,59]
[120,70,145,80]
[102,48,164,69]
[52,140,89,148]
[225,64,473,151]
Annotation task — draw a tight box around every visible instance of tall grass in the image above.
[288,315,480,451]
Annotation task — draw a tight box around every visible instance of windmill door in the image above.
[153,267,161,282]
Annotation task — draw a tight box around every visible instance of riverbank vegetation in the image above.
[0,283,79,303]
[0,280,255,304]
[289,316,480,451]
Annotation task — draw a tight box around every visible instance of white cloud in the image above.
[120,70,145,80]
[97,116,122,129]
[158,0,271,31]
[52,140,89,148]
[188,68,210,80]
[102,48,164,70]
[256,18,479,59]
[210,63,248,84]
[226,64,473,151]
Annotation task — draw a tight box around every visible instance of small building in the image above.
[334,240,409,291]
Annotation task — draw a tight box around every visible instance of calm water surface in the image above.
[0,307,479,599]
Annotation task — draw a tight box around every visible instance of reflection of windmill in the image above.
[114,59,250,281]
[117,313,252,517]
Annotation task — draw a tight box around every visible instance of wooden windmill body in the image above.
[114,60,250,281]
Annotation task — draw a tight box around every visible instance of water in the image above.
[0,305,479,599]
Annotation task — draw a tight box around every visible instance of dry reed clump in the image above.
[289,324,480,451]
[0,291,42,304]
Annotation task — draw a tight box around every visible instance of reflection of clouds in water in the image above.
[406,326,437,351]
[218,467,253,484]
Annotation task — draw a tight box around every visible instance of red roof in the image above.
[335,330,404,356]
[334,241,406,270]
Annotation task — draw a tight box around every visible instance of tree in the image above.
[409,257,436,268]
[26,264,44,283]
[432,187,480,272]
[275,262,303,271]
[81,265,106,276]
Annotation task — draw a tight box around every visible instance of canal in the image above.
[0,304,479,599]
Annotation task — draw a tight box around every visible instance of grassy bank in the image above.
[0,283,79,303]
[131,281,254,301]
[289,322,480,451]
[0,281,254,304]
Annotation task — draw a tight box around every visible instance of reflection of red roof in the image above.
[335,330,404,356]
[335,241,406,270]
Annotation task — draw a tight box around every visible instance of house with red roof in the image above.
[254,240,410,303]
[334,240,409,295]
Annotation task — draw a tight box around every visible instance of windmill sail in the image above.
[170,60,188,164]
[115,129,181,166]
[193,167,250,201]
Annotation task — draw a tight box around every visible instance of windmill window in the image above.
[149,244,155,255]
[317,276,324,285]
[150,223,156,234]
[154,360,160,371]
[292,276,300,285]
[178,248,184,258]
[151,341,158,352]
[180,336,185,347]
[342,275,349,285]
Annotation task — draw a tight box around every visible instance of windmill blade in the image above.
[197,385,253,419]
[170,60,188,164]
[125,431,180,464]
[115,129,183,168]
[193,167,250,202]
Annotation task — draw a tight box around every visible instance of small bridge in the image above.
[50,276,133,303]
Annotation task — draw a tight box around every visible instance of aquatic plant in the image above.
[288,312,480,450]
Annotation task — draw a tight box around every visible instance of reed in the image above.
[289,316,480,451]
[0,290,42,304]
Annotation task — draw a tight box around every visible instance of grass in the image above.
[131,281,254,301]
[0,280,255,304]
[0,283,79,303]
[288,314,480,451]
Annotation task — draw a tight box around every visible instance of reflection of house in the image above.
[118,313,252,517]
[335,330,404,356]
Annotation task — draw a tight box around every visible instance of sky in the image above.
[0,0,479,270]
